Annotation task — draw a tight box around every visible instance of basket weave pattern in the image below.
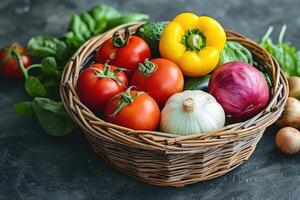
[60,23,288,186]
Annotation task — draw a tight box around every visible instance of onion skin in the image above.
[277,97,300,128]
[288,76,300,99]
[208,61,269,121]
[276,127,300,154]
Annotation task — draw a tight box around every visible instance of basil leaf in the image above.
[25,76,47,97]
[219,41,253,65]
[70,13,91,42]
[43,78,59,99]
[28,36,68,62]
[41,57,57,77]
[91,4,121,21]
[107,13,149,30]
[14,101,34,116]
[32,97,76,136]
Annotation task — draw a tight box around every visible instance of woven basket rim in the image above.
[60,22,288,148]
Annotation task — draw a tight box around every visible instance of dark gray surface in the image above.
[1,0,300,199]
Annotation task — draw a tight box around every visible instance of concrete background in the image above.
[1,0,300,199]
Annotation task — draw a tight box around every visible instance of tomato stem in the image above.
[92,63,127,88]
[138,59,157,77]
[111,86,144,116]
[11,49,29,79]
[112,27,130,48]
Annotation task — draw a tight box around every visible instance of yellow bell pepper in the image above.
[159,13,226,77]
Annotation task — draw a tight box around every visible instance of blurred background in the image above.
[1,0,300,200]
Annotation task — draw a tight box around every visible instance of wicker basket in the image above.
[60,22,288,187]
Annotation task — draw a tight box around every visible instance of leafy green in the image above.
[91,4,121,21]
[32,98,76,136]
[219,41,253,65]
[41,57,58,77]
[107,13,149,29]
[14,102,34,116]
[28,36,68,62]
[25,76,47,97]
[259,25,300,77]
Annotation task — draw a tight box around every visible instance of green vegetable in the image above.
[184,75,211,91]
[260,25,300,77]
[13,4,149,136]
[219,41,253,65]
[28,36,68,62]
[14,102,34,116]
[25,76,47,97]
[136,22,166,57]
[107,13,149,29]
[32,98,76,136]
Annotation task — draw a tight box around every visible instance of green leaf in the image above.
[25,76,47,97]
[41,57,58,77]
[70,13,92,42]
[91,4,121,21]
[81,12,96,33]
[14,101,34,116]
[219,41,253,65]
[107,13,149,30]
[28,36,68,62]
[43,78,59,99]
[32,97,76,136]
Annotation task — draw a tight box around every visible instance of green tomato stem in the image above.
[138,59,157,77]
[11,49,29,79]
[112,27,130,48]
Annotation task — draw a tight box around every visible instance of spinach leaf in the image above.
[14,101,34,116]
[219,41,253,65]
[41,57,58,77]
[107,13,149,29]
[91,4,121,21]
[25,76,47,97]
[32,97,76,136]
[28,36,68,62]
[260,25,300,77]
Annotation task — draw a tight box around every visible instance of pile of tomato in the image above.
[76,28,184,131]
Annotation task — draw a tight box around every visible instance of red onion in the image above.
[208,61,269,121]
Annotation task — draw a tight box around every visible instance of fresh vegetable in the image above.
[288,76,300,99]
[277,97,300,128]
[208,61,269,121]
[130,58,184,107]
[159,12,226,77]
[77,63,128,113]
[136,22,166,57]
[260,25,300,77]
[96,28,151,77]
[160,90,225,135]
[105,87,160,131]
[13,4,149,136]
[219,41,253,65]
[107,13,149,29]
[0,44,32,79]
[184,74,211,91]
[276,127,300,154]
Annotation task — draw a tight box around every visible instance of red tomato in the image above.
[105,88,160,131]
[0,44,31,79]
[96,28,151,77]
[130,58,184,107]
[76,63,128,114]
